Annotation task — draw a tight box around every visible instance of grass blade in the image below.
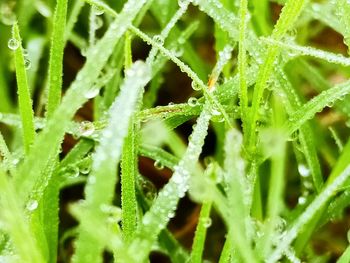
[286,80,350,135]
[46,0,68,118]
[127,103,212,261]
[248,0,307,150]
[12,23,36,154]
[269,164,350,262]
[0,171,45,262]
[72,61,151,263]
[190,202,212,263]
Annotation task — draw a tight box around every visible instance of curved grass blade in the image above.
[286,80,350,135]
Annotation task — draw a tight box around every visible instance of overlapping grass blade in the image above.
[248,0,307,150]
[127,104,212,261]
[72,61,151,262]
[286,80,350,135]
[14,0,150,205]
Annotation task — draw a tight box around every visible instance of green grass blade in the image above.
[12,23,36,154]
[121,122,138,242]
[238,0,249,138]
[286,80,350,135]
[46,0,68,118]
[127,103,212,261]
[0,170,45,263]
[72,61,151,263]
[190,201,212,263]
[248,0,307,150]
[262,37,350,66]
[218,237,232,263]
[275,67,323,192]
[337,245,350,263]
[224,129,257,262]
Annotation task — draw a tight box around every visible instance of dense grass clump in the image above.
[1,0,350,262]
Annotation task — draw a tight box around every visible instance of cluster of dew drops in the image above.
[8,38,31,70]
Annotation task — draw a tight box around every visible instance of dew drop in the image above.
[22,48,29,57]
[204,156,214,167]
[188,97,198,107]
[178,0,190,8]
[141,180,157,200]
[153,35,164,45]
[24,58,31,70]
[303,181,313,190]
[298,164,310,177]
[167,211,175,219]
[191,81,201,91]
[202,217,212,228]
[81,47,89,57]
[92,5,104,15]
[84,87,99,99]
[95,16,103,29]
[154,160,164,170]
[26,200,38,211]
[80,166,90,175]
[7,38,19,50]
[298,196,306,205]
[67,165,80,178]
[12,158,19,166]
[79,121,95,137]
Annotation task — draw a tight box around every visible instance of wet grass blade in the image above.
[72,61,151,263]
[46,0,68,118]
[12,23,36,154]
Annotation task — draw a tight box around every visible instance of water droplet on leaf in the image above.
[188,97,198,107]
[92,5,104,15]
[84,87,99,99]
[8,38,19,50]
[153,35,164,45]
[202,217,212,228]
[298,196,306,205]
[154,160,164,170]
[79,121,95,137]
[26,200,38,211]
[298,164,310,177]
[24,58,31,70]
